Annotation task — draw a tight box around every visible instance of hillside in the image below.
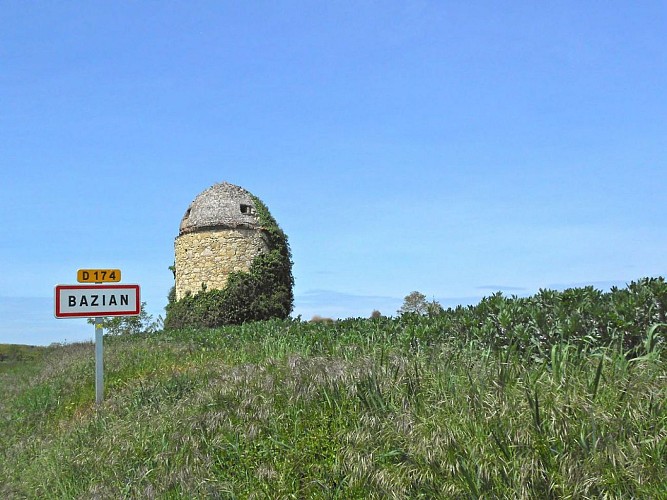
[0,344,49,365]
[2,279,666,498]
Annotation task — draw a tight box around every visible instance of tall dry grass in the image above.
[2,314,666,498]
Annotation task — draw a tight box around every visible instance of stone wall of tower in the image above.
[174,228,269,300]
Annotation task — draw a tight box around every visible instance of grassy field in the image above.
[0,343,49,364]
[2,281,666,498]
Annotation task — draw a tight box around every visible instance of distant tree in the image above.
[310,315,335,324]
[370,310,382,319]
[87,302,161,335]
[398,291,443,317]
[399,291,428,315]
[426,300,444,316]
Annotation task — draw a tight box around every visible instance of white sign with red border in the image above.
[54,284,141,318]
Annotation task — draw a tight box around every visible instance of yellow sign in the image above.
[77,269,121,283]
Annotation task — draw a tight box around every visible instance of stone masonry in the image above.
[174,228,268,300]
[174,182,269,301]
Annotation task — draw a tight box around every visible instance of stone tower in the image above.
[174,182,269,301]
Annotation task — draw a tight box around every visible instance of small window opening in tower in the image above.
[240,204,254,215]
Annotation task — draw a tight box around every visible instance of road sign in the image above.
[54,284,140,318]
[54,278,141,405]
[77,269,121,283]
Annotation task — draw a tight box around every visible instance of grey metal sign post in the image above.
[95,317,104,404]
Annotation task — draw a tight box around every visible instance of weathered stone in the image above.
[174,183,270,301]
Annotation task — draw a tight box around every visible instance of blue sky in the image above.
[1,2,665,346]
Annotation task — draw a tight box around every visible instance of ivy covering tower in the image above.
[165,182,293,328]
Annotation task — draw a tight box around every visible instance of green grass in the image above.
[2,316,666,498]
[0,343,48,360]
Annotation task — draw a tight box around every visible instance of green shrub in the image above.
[86,302,160,335]
[164,195,293,329]
[427,277,667,357]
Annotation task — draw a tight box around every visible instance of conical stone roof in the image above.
[178,182,261,235]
